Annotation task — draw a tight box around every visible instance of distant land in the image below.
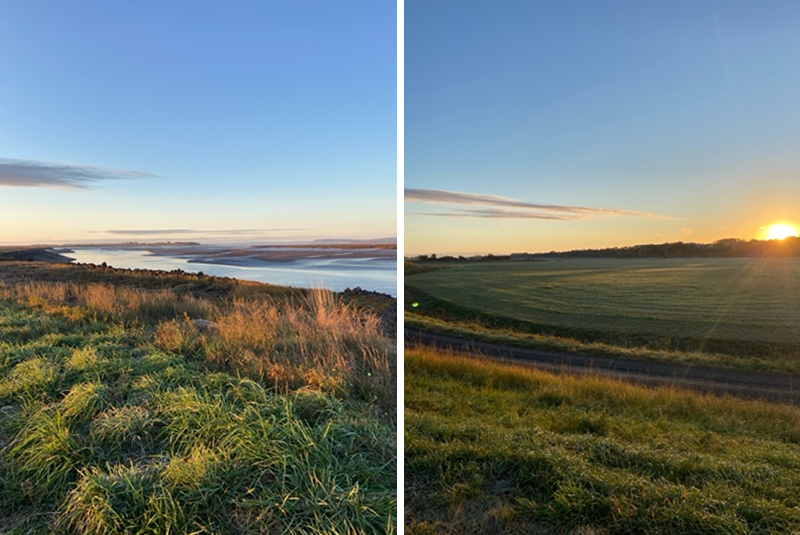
[409,237,800,261]
[309,237,397,245]
[3,237,397,248]
[2,239,397,265]
[156,243,398,265]
[0,247,75,263]
[0,240,398,295]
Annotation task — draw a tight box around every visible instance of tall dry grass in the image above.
[156,289,395,406]
[0,282,395,407]
[0,281,213,323]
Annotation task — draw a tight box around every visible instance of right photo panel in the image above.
[404,1,800,533]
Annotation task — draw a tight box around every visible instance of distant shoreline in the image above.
[0,243,397,265]
[85,243,397,265]
[54,244,395,295]
[0,244,398,296]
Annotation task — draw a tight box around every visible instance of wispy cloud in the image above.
[405,188,668,220]
[0,158,158,189]
[423,209,577,220]
[100,229,306,235]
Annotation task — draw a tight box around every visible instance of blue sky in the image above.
[405,0,800,255]
[0,1,396,244]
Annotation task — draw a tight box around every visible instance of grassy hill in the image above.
[406,348,800,534]
[0,261,396,534]
[405,258,800,374]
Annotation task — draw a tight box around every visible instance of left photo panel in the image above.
[0,2,397,533]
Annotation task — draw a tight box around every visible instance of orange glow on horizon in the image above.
[762,222,800,241]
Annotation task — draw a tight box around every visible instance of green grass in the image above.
[404,312,800,375]
[0,264,396,534]
[405,347,800,534]
[404,261,444,277]
[405,258,800,371]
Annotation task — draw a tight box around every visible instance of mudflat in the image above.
[147,243,398,264]
[196,247,395,264]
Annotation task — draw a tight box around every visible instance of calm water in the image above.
[65,248,397,297]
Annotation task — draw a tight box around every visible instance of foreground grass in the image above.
[0,265,395,534]
[405,347,800,534]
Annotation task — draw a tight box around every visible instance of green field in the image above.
[405,348,800,534]
[0,262,396,534]
[405,258,800,370]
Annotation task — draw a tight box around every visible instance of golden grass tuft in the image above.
[0,280,214,324]
[67,347,100,372]
[162,445,221,489]
[201,290,395,399]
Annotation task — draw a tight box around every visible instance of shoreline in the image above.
[1,245,398,296]
[0,258,397,337]
[75,243,397,264]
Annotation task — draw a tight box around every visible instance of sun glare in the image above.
[763,223,800,241]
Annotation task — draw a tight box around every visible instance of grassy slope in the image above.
[0,262,396,534]
[404,312,798,375]
[404,262,444,277]
[405,258,800,373]
[405,348,800,535]
[406,259,800,344]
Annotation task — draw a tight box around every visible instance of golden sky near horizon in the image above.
[404,188,800,256]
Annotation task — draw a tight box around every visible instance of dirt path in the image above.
[405,328,800,405]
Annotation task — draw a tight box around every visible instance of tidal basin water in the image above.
[65,247,397,297]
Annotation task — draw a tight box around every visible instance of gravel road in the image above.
[405,328,800,405]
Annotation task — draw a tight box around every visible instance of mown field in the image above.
[405,258,800,372]
[405,348,800,535]
[0,261,396,534]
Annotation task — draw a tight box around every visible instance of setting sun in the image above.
[763,223,800,241]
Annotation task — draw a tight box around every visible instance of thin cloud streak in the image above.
[419,209,579,220]
[102,229,306,236]
[405,188,668,219]
[0,158,158,189]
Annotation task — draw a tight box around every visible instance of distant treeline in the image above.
[410,237,800,262]
[539,237,800,258]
